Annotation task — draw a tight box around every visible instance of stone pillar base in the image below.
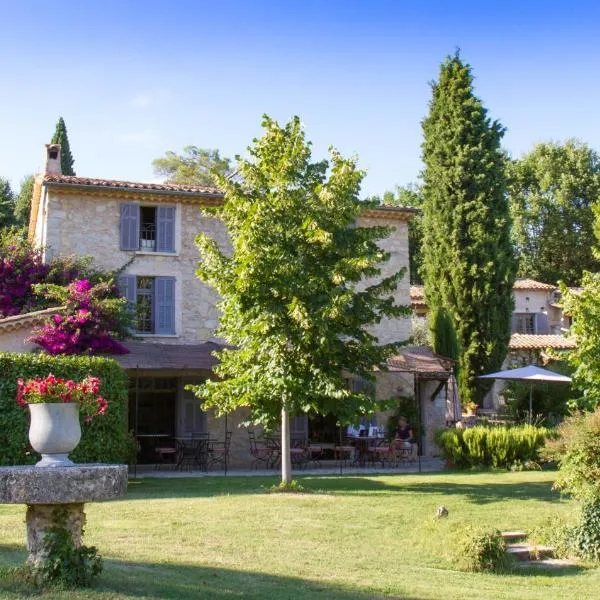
[26,503,86,566]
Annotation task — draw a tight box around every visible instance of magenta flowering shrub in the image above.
[30,279,131,355]
[0,237,49,317]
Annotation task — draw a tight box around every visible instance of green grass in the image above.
[0,471,598,599]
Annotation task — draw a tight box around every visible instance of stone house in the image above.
[0,144,452,466]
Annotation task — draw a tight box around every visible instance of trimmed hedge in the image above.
[0,352,135,465]
[435,425,553,469]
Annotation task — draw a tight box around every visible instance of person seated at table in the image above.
[393,416,414,446]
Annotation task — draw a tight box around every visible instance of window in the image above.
[118,275,176,335]
[514,313,536,334]
[512,312,550,335]
[120,203,175,253]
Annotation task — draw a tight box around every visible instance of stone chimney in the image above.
[44,144,62,175]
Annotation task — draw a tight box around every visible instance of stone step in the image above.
[518,558,579,570]
[501,531,528,543]
[507,544,556,561]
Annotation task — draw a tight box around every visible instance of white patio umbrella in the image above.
[478,365,571,424]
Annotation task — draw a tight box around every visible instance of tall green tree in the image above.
[152,146,231,186]
[509,140,600,286]
[191,115,409,483]
[429,308,459,363]
[0,178,15,230]
[50,117,75,175]
[421,53,516,404]
[13,175,34,229]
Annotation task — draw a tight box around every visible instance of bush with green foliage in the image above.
[453,527,512,572]
[435,425,552,469]
[0,352,135,465]
[544,408,600,562]
[545,408,600,504]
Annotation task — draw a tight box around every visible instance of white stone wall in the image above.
[356,216,412,345]
[41,191,229,344]
[0,327,36,353]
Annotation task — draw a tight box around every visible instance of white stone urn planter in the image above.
[28,403,81,467]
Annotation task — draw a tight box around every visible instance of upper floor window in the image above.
[512,312,549,335]
[118,275,176,335]
[120,203,175,253]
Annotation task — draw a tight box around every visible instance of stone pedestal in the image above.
[26,503,85,566]
[0,464,127,566]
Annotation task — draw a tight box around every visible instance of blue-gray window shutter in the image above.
[154,277,175,334]
[120,203,140,250]
[156,206,175,253]
[511,314,518,333]
[117,274,136,305]
[535,312,549,335]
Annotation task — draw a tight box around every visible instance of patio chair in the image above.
[248,431,275,469]
[368,438,392,468]
[206,431,232,473]
[389,438,416,467]
[175,438,207,471]
[154,438,177,470]
[290,438,310,470]
[334,440,356,466]
[308,443,325,468]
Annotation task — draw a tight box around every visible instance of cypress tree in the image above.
[429,308,459,363]
[50,117,75,175]
[421,53,516,404]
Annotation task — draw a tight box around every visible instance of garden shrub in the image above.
[544,409,600,562]
[435,425,552,469]
[0,352,135,465]
[453,527,512,573]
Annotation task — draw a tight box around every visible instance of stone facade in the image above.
[35,190,228,345]
[25,174,423,467]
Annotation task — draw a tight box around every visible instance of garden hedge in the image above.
[0,352,136,465]
[435,425,553,469]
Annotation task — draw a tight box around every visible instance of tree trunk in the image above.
[281,403,292,484]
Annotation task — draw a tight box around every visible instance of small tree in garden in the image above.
[29,279,131,355]
[191,115,409,484]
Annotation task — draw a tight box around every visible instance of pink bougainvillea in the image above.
[29,279,130,355]
[17,373,108,421]
[0,241,50,317]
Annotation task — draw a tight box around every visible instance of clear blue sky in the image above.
[1,0,599,196]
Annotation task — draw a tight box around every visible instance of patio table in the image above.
[174,437,211,471]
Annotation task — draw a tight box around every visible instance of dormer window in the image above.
[120,203,175,253]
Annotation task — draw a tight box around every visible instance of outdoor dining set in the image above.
[248,430,417,470]
[137,432,232,473]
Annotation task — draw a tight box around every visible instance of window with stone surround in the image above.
[118,275,176,335]
[120,203,175,253]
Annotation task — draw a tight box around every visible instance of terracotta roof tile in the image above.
[387,346,453,378]
[513,278,557,291]
[115,340,224,370]
[43,174,223,196]
[509,334,575,350]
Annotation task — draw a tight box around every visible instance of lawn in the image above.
[0,471,598,599]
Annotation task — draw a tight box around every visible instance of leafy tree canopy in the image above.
[51,117,75,175]
[421,53,516,404]
[13,174,34,229]
[190,115,409,481]
[152,146,232,186]
[0,177,15,231]
[509,140,600,286]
